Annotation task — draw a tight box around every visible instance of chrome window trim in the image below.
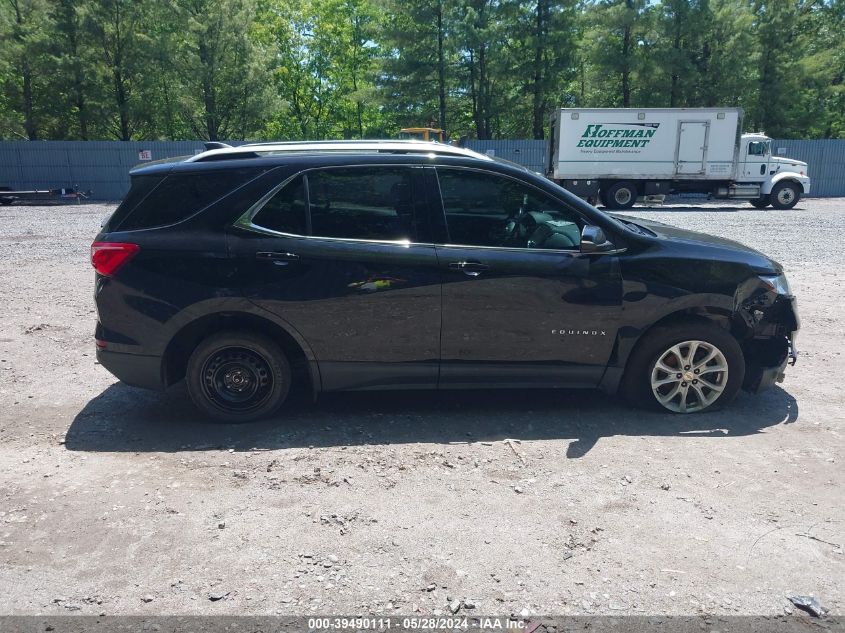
[234,163,626,256]
[436,242,627,256]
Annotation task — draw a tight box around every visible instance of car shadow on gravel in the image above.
[64,382,798,458]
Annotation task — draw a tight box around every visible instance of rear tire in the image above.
[603,181,638,210]
[749,195,770,209]
[621,321,744,413]
[186,330,291,423]
[769,182,800,210]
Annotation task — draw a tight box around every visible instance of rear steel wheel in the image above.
[650,340,728,413]
[201,347,274,413]
[186,331,291,423]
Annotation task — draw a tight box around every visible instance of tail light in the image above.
[91,242,140,276]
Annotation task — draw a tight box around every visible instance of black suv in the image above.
[92,140,798,422]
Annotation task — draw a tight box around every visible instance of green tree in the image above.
[313,0,382,138]
[380,0,451,131]
[174,0,273,140]
[82,0,149,139]
[452,0,508,138]
[51,0,96,138]
[258,0,339,139]
[0,0,55,139]
[695,0,757,110]
[507,0,577,137]
[580,0,651,107]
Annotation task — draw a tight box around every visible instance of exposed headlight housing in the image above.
[759,273,791,296]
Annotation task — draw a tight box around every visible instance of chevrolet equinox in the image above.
[92,140,799,422]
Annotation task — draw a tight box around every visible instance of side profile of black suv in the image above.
[92,140,798,422]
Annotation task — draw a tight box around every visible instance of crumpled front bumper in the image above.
[742,295,799,394]
[745,332,797,394]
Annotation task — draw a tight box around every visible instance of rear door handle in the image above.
[448,261,489,277]
[256,251,300,264]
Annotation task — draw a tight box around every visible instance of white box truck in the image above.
[546,107,810,209]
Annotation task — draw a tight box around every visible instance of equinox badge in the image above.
[552,329,607,336]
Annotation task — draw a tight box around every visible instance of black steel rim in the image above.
[200,346,274,412]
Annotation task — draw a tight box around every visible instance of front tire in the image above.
[603,181,638,210]
[621,322,744,413]
[769,182,800,210]
[186,331,291,423]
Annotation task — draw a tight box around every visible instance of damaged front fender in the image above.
[736,277,799,393]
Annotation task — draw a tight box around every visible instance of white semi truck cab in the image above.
[735,134,809,208]
[547,108,810,210]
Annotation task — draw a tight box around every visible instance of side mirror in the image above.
[580,225,615,253]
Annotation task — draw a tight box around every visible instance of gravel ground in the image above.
[0,197,842,617]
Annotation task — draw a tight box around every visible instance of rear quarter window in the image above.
[114,169,256,231]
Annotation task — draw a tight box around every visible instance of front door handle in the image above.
[448,261,489,277]
[256,251,300,264]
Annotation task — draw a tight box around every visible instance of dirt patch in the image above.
[0,200,841,617]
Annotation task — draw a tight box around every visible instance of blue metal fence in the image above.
[0,138,842,200]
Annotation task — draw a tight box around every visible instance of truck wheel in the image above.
[620,321,744,414]
[749,195,770,209]
[186,330,291,423]
[604,181,638,210]
[769,182,800,210]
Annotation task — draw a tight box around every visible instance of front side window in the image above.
[748,141,769,157]
[308,168,416,241]
[436,168,583,250]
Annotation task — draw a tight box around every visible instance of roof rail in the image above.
[187,139,490,163]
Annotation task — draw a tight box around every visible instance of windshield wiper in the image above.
[618,219,654,236]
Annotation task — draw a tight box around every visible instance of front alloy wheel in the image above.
[620,321,744,413]
[650,340,728,413]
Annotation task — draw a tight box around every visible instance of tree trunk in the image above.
[479,43,490,139]
[437,0,446,131]
[469,49,482,138]
[621,0,633,107]
[670,20,681,107]
[114,68,130,140]
[22,60,37,140]
[12,1,37,139]
[61,0,89,139]
[532,0,546,139]
[198,39,218,141]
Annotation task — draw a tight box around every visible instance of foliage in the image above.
[0,0,842,140]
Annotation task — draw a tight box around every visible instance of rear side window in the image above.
[115,169,255,231]
[251,176,307,235]
[106,175,163,231]
[250,167,418,242]
[309,168,415,241]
